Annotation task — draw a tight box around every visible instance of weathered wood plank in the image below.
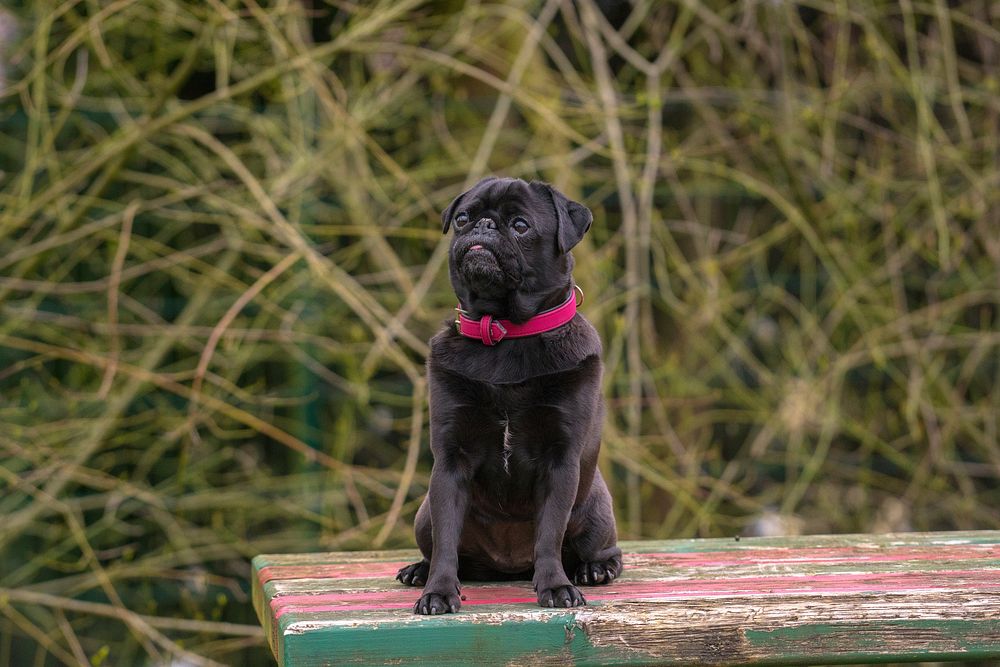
[252,531,1000,666]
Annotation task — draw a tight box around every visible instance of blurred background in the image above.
[1,0,998,664]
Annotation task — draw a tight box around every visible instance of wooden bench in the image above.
[252,530,1000,666]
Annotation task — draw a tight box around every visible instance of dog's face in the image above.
[441,177,593,323]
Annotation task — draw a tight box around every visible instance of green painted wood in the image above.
[252,531,1000,666]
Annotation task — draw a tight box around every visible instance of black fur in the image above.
[397,177,621,614]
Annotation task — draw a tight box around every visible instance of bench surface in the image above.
[252,530,1000,666]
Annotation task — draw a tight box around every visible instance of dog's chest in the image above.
[477,402,558,479]
[499,413,514,474]
[452,367,598,488]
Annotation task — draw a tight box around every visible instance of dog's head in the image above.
[441,177,592,323]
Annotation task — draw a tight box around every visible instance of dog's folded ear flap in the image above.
[440,196,461,235]
[533,182,593,254]
[441,176,500,234]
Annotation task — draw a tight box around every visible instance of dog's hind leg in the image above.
[563,471,623,586]
[396,560,429,586]
[396,497,432,586]
[568,545,622,585]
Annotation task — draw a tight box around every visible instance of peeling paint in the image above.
[575,594,1000,664]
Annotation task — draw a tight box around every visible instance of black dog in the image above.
[396,177,621,614]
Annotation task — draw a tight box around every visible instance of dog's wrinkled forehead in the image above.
[463,178,545,218]
[442,177,556,233]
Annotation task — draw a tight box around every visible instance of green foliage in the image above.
[0,0,997,663]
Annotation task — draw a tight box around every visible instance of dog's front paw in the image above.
[413,585,463,615]
[536,584,586,608]
[573,553,622,586]
[396,560,429,586]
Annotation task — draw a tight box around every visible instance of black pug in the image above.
[396,176,622,614]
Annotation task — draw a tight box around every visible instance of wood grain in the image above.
[252,531,1000,666]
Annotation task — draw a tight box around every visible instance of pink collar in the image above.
[455,287,582,346]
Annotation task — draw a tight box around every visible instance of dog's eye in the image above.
[511,218,529,234]
[455,212,470,227]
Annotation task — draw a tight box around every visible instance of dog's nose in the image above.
[475,217,497,231]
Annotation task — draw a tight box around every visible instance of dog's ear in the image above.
[532,182,593,254]
[441,176,500,234]
[440,192,464,235]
